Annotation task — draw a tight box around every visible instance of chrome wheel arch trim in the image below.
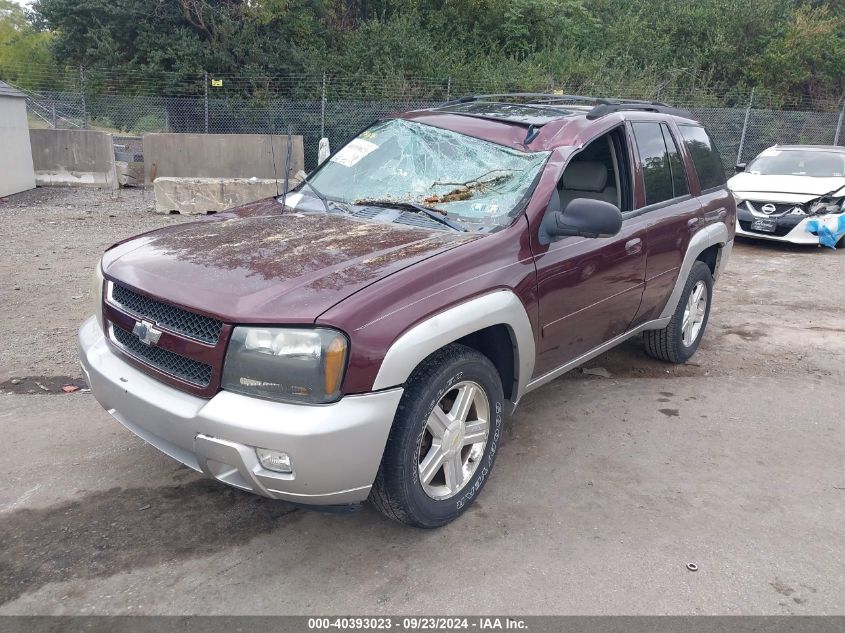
[659,222,730,320]
[371,290,536,400]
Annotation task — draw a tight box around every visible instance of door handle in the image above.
[625,238,642,255]
[687,217,701,231]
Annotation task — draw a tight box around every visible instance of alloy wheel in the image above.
[417,381,490,500]
[682,280,707,347]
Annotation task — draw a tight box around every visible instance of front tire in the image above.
[370,344,504,528]
[643,260,713,363]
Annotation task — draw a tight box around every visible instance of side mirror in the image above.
[540,198,622,243]
[735,163,746,173]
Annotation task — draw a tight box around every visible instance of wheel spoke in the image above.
[427,406,450,439]
[418,444,446,485]
[417,380,492,501]
[443,454,465,493]
[449,383,477,423]
[462,419,489,446]
[691,283,704,305]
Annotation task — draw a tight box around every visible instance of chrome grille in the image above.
[111,324,213,387]
[111,284,222,344]
[745,201,799,217]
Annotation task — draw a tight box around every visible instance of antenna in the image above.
[270,134,280,197]
[281,124,292,209]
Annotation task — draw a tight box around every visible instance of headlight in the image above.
[222,327,348,404]
[90,258,105,329]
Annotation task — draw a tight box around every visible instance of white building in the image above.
[0,80,36,197]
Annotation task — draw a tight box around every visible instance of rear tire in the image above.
[643,260,713,363]
[370,344,504,528]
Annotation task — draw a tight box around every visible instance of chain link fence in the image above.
[17,73,845,171]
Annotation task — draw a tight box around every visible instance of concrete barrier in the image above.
[154,177,300,215]
[143,133,304,183]
[29,129,118,189]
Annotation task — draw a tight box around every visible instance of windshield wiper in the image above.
[282,173,348,216]
[361,200,467,232]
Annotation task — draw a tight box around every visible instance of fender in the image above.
[372,290,536,400]
[658,222,731,320]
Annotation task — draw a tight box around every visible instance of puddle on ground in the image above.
[0,479,301,605]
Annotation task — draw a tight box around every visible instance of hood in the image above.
[728,172,845,202]
[103,201,479,323]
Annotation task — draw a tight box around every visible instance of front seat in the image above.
[558,161,618,209]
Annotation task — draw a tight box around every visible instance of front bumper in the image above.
[78,317,403,505]
[736,213,844,245]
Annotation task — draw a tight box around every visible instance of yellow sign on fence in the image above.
[211,79,223,87]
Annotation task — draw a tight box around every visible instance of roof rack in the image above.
[441,93,615,108]
[585,102,693,120]
[439,93,692,121]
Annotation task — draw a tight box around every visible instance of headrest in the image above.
[560,161,608,192]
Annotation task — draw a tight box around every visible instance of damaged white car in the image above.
[729,145,845,248]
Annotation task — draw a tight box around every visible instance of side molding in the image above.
[524,316,670,395]
[372,290,536,399]
[659,222,729,319]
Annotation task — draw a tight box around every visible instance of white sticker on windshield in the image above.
[330,138,378,167]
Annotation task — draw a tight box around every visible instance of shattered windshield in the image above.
[747,149,845,178]
[307,119,550,226]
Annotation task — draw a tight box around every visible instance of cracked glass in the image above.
[308,119,550,226]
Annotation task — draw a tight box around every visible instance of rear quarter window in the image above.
[678,125,726,191]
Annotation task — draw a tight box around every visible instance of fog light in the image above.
[256,448,293,474]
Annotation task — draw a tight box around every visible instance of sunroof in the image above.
[436,101,576,126]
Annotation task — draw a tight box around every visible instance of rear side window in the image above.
[678,125,726,190]
[661,124,689,197]
[631,122,673,206]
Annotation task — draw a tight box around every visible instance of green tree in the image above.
[749,4,845,103]
[0,0,58,90]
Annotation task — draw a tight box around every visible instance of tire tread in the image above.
[369,344,502,528]
[643,260,712,364]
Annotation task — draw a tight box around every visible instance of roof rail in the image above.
[441,93,616,107]
[441,92,669,108]
[440,93,693,120]
[586,102,693,120]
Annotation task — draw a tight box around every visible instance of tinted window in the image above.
[661,124,689,197]
[678,125,726,190]
[632,122,673,206]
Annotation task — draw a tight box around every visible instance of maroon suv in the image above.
[79,94,735,527]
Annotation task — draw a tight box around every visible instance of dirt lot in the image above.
[0,187,843,615]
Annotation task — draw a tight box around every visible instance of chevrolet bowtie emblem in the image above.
[132,320,162,346]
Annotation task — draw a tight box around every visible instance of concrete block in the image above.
[115,161,144,187]
[153,177,299,215]
[143,133,304,183]
[29,129,117,190]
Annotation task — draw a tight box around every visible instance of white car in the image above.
[728,145,845,248]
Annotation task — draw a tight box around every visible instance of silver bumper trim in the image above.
[79,317,403,505]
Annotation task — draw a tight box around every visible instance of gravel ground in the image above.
[0,186,843,615]
[0,187,190,383]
